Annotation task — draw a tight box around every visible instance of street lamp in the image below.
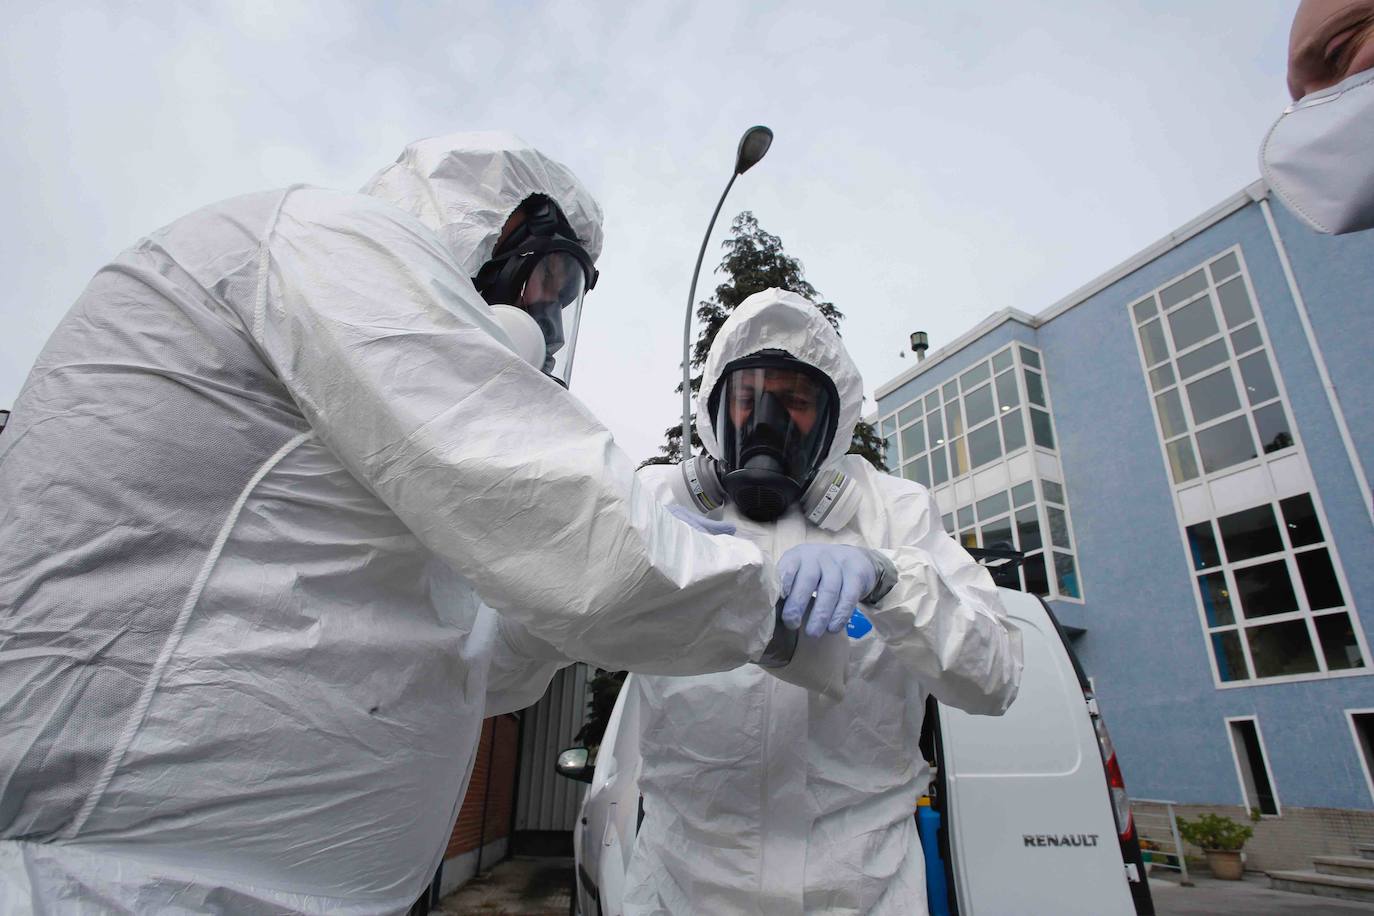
[681,125,773,460]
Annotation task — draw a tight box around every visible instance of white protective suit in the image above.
[621,289,1024,915]
[0,133,780,915]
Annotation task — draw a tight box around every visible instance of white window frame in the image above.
[1224,715,1282,817]
[878,344,1085,603]
[1129,246,1368,688]
[1346,708,1374,805]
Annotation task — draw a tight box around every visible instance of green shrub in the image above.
[1177,813,1253,851]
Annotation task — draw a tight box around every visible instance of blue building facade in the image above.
[874,182,1374,816]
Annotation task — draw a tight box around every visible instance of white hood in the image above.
[697,288,863,473]
[361,131,604,277]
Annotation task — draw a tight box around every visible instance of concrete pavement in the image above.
[434,856,573,915]
[1151,871,1374,915]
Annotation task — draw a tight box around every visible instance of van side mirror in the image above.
[556,746,595,784]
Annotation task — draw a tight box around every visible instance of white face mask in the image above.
[1260,66,1374,235]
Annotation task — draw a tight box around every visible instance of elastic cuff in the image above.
[863,549,899,605]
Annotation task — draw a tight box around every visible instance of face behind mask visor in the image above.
[710,352,839,522]
[475,197,599,385]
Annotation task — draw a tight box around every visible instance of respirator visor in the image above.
[712,355,839,486]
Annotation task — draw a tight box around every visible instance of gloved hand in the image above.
[667,504,737,536]
[778,543,879,638]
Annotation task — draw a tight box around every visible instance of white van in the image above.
[556,587,1154,916]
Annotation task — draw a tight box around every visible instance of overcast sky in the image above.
[1,1,1294,462]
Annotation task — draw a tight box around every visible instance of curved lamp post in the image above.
[681,125,773,460]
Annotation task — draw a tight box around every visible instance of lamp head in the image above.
[735,126,774,175]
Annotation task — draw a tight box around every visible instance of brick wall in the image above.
[445,714,520,859]
[1134,801,1374,873]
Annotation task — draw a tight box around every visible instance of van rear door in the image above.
[938,591,1137,915]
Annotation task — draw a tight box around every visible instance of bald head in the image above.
[1288,0,1374,99]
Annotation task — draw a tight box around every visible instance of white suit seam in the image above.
[252,186,302,342]
[62,431,313,838]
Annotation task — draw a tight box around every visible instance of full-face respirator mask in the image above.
[680,349,861,530]
[475,195,599,386]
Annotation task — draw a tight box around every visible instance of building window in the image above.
[1226,717,1280,816]
[1189,494,1363,683]
[881,344,1081,602]
[1130,250,1294,485]
[1347,710,1374,804]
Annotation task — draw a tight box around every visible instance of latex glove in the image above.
[778,543,879,638]
[667,504,737,536]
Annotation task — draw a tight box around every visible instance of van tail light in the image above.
[1093,707,1135,842]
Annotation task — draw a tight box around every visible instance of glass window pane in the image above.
[1209,252,1239,282]
[968,422,1002,469]
[1254,402,1294,454]
[1156,389,1189,439]
[976,490,1010,521]
[1168,297,1221,351]
[1279,494,1323,548]
[948,438,969,477]
[1020,346,1041,369]
[1211,630,1248,682]
[1234,560,1299,618]
[1023,552,1049,596]
[903,455,931,488]
[1247,619,1319,678]
[1138,319,1169,367]
[1177,339,1229,380]
[1198,572,1235,626]
[946,400,964,438]
[881,415,897,436]
[1196,416,1257,473]
[1001,410,1027,453]
[1167,437,1200,483]
[961,531,978,549]
[900,420,926,459]
[1012,482,1036,507]
[1186,521,1221,570]
[927,409,946,446]
[992,349,1014,373]
[1149,364,1176,392]
[882,436,895,466]
[1238,352,1279,405]
[897,402,923,426]
[925,391,942,412]
[1030,409,1055,449]
[965,384,995,427]
[1216,276,1254,328]
[942,380,959,401]
[1186,367,1242,426]
[931,446,949,485]
[1042,480,1065,504]
[1218,505,1285,563]
[1016,506,1042,551]
[1160,269,1208,309]
[1047,506,1071,549]
[942,512,954,533]
[1230,323,1262,354]
[960,362,991,389]
[981,517,1014,551]
[1024,370,1046,407]
[995,370,1020,411]
[1054,552,1081,599]
[1132,296,1158,323]
[957,505,975,529]
[1314,612,1365,670]
[1296,548,1344,610]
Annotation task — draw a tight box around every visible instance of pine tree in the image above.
[643,212,887,470]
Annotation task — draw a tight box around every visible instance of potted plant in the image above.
[1177,813,1254,880]
[1138,838,1159,874]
